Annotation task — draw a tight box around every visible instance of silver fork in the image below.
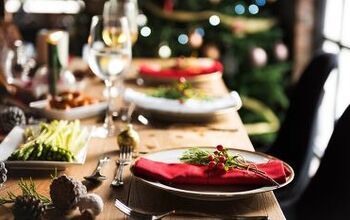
[114,198,270,220]
[111,145,132,187]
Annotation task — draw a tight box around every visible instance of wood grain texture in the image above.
[0,59,285,220]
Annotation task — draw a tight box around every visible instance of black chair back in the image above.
[297,104,350,220]
[268,52,338,204]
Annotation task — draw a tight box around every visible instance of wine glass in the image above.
[104,0,139,122]
[104,0,139,45]
[124,0,139,46]
[88,15,132,137]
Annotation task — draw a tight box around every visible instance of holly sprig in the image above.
[180,145,280,186]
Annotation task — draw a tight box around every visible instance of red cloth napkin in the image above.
[139,61,223,79]
[133,158,291,186]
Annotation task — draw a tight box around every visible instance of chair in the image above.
[266,52,338,207]
[296,104,350,220]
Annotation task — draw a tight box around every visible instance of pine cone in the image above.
[0,162,8,185]
[50,175,87,211]
[0,106,26,133]
[12,195,46,220]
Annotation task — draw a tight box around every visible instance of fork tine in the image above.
[120,146,126,160]
[128,147,133,160]
[126,147,130,159]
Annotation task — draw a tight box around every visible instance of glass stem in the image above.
[104,79,115,135]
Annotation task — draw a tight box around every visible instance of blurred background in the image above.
[1,0,349,148]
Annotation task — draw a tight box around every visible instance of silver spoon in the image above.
[84,156,110,182]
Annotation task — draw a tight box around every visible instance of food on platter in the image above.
[147,79,209,102]
[8,120,89,162]
[48,91,99,110]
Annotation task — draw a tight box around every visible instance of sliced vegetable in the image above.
[8,120,89,162]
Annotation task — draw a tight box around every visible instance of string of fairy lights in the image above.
[136,0,269,58]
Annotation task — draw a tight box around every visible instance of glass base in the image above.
[92,124,116,138]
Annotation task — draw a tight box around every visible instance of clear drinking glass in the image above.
[104,0,139,122]
[104,0,139,45]
[88,15,132,137]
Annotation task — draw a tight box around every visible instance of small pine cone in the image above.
[0,106,26,133]
[50,175,87,211]
[0,162,7,185]
[0,162,7,175]
[12,195,45,220]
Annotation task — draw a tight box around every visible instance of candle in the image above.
[36,29,68,66]
[47,31,67,97]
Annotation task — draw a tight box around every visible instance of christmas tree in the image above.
[133,0,291,147]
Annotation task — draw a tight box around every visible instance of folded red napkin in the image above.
[133,158,291,186]
[139,61,223,79]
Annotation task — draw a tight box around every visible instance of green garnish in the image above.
[0,178,51,205]
[147,80,210,102]
[8,120,88,162]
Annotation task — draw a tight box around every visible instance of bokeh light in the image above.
[248,4,259,14]
[158,44,172,58]
[178,34,189,45]
[234,4,245,15]
[140,26,151,37]
[209,15,221,26]
[136,14,148,26]
[195,27,205,37]
[255,0,266,6]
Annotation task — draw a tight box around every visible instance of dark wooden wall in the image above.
[1,0,4,20]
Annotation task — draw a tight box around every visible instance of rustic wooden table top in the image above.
[0,59,285,219]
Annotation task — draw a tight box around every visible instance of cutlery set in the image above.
[84,145,133,187]
[84,150,271,219]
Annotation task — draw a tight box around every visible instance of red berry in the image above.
[214,151,219,155]
[208,161,216,169]
[216,145,224,151]
[208,155,214,161]
[217,162,225,170]
[219,156,226,163]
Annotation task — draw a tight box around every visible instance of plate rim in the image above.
[124,90,242,122]
[131,146,294,198]
[28,99,107,120]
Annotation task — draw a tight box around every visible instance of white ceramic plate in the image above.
[29,100,107,120]
[0,125,91,170]
[131,147,294,201]
[124,89,242,122]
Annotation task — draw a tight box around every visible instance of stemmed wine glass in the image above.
[104,0,139,122]
[88,15,132,137]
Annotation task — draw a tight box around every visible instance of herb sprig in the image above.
[180,145,280,186]
[0,178,51,205]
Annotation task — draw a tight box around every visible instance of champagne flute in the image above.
[88,15,132,137]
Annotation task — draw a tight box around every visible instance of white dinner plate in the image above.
[124,89,242,122]
[0,125,91,170]
[29,100,107,120]
[131,147,294,201]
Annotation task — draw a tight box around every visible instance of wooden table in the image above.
[0,60,285,219]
